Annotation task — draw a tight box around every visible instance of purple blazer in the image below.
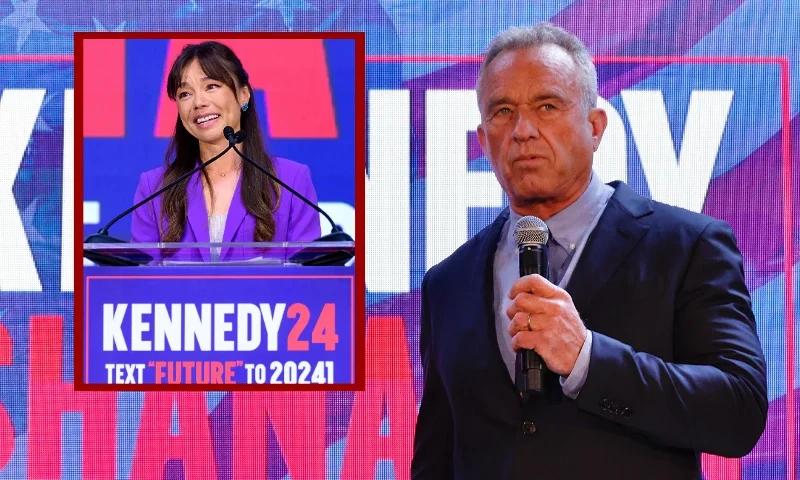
[130,156,322,261]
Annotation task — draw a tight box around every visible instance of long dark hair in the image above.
[159,41,281,242]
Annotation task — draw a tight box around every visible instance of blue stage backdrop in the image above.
[0,1,799,480]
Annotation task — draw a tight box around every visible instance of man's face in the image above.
[477,45,606,211]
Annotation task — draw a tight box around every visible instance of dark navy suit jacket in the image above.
[411,181,767,480]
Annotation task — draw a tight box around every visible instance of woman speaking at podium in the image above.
[130,41,322,261]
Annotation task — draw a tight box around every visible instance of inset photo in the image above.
[74,32,365,391]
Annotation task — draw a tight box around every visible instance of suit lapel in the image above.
[220,173,246,259]
[477,208,519,396]
[186,171,210,262]
[566,181,652,316]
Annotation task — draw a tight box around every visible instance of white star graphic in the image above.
[254,0,315,31]
[21,197,46,244]
[175,0,201,18]
[33,117,51,132]
[92,17,126,32]
[315,5,343,31]
[33,93,54,133]
[0,0,52,52]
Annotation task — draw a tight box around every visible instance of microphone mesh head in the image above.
[513,216,549,247]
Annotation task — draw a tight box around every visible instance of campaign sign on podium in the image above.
[76,242,360,390]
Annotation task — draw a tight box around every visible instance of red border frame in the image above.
[84,274,354,389]
[72,32,366,392]
[363,54,793,478]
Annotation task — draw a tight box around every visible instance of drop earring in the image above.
[241,103,249,112]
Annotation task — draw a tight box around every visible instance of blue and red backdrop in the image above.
[0,1,798,479]
[82,37,356,241]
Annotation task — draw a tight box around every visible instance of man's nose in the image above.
[512,109,540,141]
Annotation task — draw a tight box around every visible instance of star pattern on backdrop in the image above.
[314,5,343,31]
[254,0,315,31]
[174,0,202,19]
[0,0,52,51]
[92,16,126,32]
[32,93,55,133]
[20,197,46,244]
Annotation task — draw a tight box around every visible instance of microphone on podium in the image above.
[222,126,351,242]
[223,126,354,265]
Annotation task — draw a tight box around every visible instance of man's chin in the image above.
[511,193,552,208]
[511,183,552,202]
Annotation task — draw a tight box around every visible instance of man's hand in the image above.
[507,274,587,376]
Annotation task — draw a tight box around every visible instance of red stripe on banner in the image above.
[342,316,415,479]
[28,315,117,479]
[131,392,217,479]
[82,39,125,137]
[0,324,10,365]
[366,54,483,63]
[156,39,337,139]
[701,454,740,480]
[365,54,788,64]
[593,55,788,64]
[29,315,62,383]
[232,392,326,480]
[0,324,12,470]
[0,404,11,473]
[780,57,795,480]
[0,54,73,62]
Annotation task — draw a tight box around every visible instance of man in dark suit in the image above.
[411,22,767,480]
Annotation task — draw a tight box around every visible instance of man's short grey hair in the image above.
[477,22,598,112]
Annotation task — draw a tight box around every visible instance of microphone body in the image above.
[514,216,550,396]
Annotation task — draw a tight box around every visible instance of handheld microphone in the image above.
[513,216,550,395]
[222,126,352,243]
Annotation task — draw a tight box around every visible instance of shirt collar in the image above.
[506,171,608,250]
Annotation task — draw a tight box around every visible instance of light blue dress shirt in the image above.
[493,172,614,399]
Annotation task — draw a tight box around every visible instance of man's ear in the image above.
[477,123,487,152]
[588,107,608,152]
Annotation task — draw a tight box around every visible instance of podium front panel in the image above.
[79,265,356,390]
